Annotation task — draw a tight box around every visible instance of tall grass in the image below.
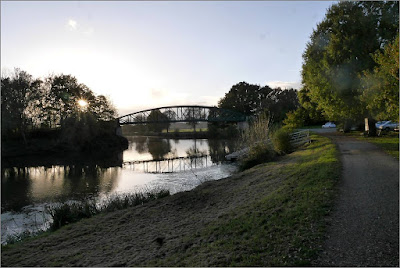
[238,113,279,170]
[238,112,272,149]
[47,188,170,231]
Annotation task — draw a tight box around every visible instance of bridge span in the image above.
[118,105,247,125]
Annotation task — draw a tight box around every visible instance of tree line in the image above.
[1,68,117,142]
[285,1,399,132]
[218,81,299,124]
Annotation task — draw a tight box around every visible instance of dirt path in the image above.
[315,132,399,266]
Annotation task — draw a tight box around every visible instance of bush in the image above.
[283,109,305,129]
[240,142,275,171]
[272,128,293,154]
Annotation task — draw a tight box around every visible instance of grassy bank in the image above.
[2,134,340,266]
[149,134,340,266]
[346,131,399,159]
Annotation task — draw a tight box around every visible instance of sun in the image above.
[77,99,88,108]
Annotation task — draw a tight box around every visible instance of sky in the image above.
[1,1,336,116]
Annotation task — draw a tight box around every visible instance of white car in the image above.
[322,122,336,128]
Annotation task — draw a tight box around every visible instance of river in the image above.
[1,136,237,243]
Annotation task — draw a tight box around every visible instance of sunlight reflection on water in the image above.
[1,137,237,244]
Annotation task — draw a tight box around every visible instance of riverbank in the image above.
[2,129,128,168]
[1,134,340,266]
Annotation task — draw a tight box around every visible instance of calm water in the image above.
[1,136,237,243]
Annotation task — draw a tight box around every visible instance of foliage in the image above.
[240,142,275,171]
[238,112,276,170]
[207,122,239,139]
[48,201,99,231]
[218,82,265,115]
[283,109,306,129]
[272,127,293,155]
[47,189,170,231]
[218,81,299,122]
[147,109,170,133]
[301,1,399,124]
[361,34,399,121]
[184,107,206,130]
[1,69,40,143]
[1,69,117,141]
[238,112,272,149]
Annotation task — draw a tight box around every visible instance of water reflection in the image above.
[148,139,173,159]
[123,155,213,173]
[1,137,239,243]
[2,137,237,213]
[209,139,236,162]
[1,166,119,212]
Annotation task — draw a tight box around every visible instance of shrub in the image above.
[240,142,275,171]
[272,128,293,154]
[283,109,305,129]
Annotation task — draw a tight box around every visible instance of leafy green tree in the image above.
[184,107,205,131]
[283,87,326,128]
[361,34,399,121]
[302,1,399,125]
[163,110,176,132]
[218,82,266,115]
[218,82,299,123]
[261,87,299,123]
[147,109,170,133]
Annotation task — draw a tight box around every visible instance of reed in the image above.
[47,188,170,231]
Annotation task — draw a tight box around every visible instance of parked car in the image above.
[322,122,336,128]
[377,121,399,131]
[375,121,390,128]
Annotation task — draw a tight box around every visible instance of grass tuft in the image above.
[47,189,170,231]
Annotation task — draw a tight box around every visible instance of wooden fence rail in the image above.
[226,129,310,161]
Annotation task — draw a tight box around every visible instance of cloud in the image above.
[66,19,94,35]
[265,81,302,90]
[67,19,78,31]
[150,88,166,99]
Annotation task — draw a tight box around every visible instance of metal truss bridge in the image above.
[118,105,246,125]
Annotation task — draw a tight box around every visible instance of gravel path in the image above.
[315,132,399,266]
